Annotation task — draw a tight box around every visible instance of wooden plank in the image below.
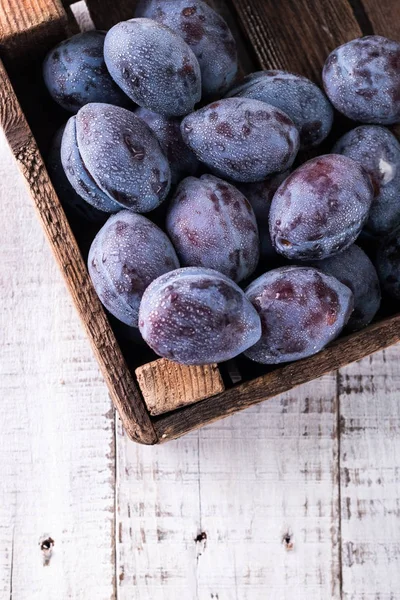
[154,315,400,442]
[358,0,400,39]
[231,0,362,81]
[339,347,400,598]
[136,359,225,416]
[85,0,137,29]
[0,126,115,599]
[117,374,341,598]
[0,59,157,445]
[0,0,68,60]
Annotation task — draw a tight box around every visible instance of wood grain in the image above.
[231,0,362,81]
[358,0,400,39]
[154,315,400,442]
[0,126,115,599]
[136,359,225,416]
[0,0,68,60]
[339,348,400,598]
[0,59,157,446]
[117,374,341,598]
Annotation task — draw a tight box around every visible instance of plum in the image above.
[104,18,202,116]
[166,174,259,282]
[323,35,400,124]
[181,98,299,182]
[61,103,171,213]
[135,0,237,96]
[333,125,400,236]
[135,107,200,184]
[269,154,374,260]
[307,245,381,331]
[138,267,262,364]
[48,126,108,222]
[244,266,354,364]
[227,70,333,148]
[376,227,400,300]
[88,211,180,327]
[237,172,289,262]
[43,31,129,113]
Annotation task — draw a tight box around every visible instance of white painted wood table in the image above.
[1,11,400,598]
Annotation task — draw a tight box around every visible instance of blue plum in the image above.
[244,266,354,364]
[135,107,200,184]
[237,172,289,262]
[138,267,262,365]
[269,154,374,260]
[62,103,171,213]
[43,31,129,113]
[48,126,108,222]
[333,125,400,236]
[323,36,400,124]
[135,0,237,96]
[166,174,259,282]
[88,211,180,327]
[104,18,202,116]
[61,115,122,213]
[375,228,400,300]
[181,98,299,182]
[307,245,381,331]
[227,70,333,148]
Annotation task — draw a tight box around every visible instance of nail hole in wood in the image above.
[195,531,207,543]
[282,532,294,551]
[39,535,54,566]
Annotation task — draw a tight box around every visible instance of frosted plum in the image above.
[244,266,354,364]
[166,175,259,282]
[269,155,374,260]
[307,245,381,331]
[181,98,299,182]
[135,0,237,96]
[61,103,171,213]
[43,31,129,112]
[48,126,108,222]
[104,18,201,116]
[88,211,180,327]
[323,36,400,124]
[333,125,400,235]
[138,267,262,365]
[135,107,200,184]
[227,71,333,148]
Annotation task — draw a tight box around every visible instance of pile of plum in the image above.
[44,0,400,367]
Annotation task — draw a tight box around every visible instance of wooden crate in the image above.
[1,0,399,445]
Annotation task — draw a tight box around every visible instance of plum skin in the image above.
[376,228,400,300]
[61,103,171,214]
[306,245,381,332]
[104,18,202,117]
[138,267,262,365]
[269,154,374,260]
[227,70,333,149]
[135,0,237,97]
[181,98,299,183]
[166,174,260,282]
[333,125,400,236]
[135,107,200,184]
[244,266,354,364]
[88,211,180,327]
[323,35,400,124]
[43,31,129,113]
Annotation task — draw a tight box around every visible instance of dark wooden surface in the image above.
[231,0,362,81]
[0,59,157,445]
